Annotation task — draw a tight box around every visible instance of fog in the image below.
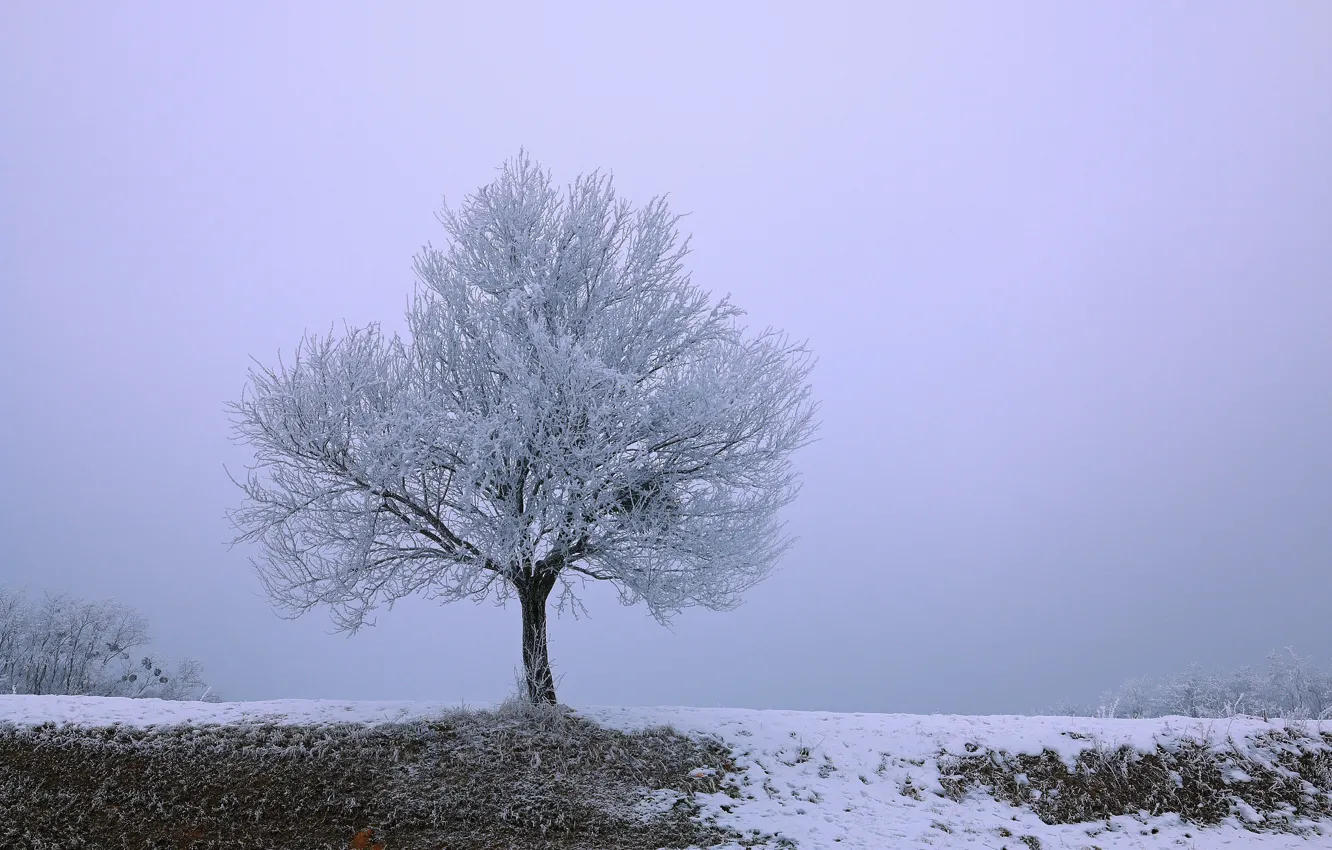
[3,2,1329,714]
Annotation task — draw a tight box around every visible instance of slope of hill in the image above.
[2,695,1329,849]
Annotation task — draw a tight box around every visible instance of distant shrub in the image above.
[1064,648,1332,721]
[0,585,218,701]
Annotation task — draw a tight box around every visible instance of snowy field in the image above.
[2,695,1328,850]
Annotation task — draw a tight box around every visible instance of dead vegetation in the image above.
[0,700,756,850]
[937,727,1332,832]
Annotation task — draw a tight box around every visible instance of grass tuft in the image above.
[0,705,756,850]
[938,727,1332,832]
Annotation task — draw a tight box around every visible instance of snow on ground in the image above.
[2,695,1327,850]
[0,694,468,728]
[589,706,1331,850]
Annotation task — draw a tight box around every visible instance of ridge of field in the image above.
[3,696,1329,849]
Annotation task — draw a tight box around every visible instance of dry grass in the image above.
[0,700,755,850]
[937,727,1332,832]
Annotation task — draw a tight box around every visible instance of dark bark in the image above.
[517,570,558,705]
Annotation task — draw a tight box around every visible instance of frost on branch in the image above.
[0,585,217,700]
[228,153,818,702]
[1061,648,1332,721]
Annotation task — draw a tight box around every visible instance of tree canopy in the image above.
[229,154,817,702]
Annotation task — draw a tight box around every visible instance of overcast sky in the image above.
[3,2,1329,714]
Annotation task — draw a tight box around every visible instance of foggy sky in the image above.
[3,2,1329,714]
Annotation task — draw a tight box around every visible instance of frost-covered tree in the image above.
[1076,648,1332,720]
[0,587,149,696]
[228,154,818,703]
[0,586,217,700]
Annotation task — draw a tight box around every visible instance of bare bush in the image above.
[0,586,217,701]
[1069,648,1332,720]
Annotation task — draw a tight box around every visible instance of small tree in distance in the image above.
[228,154,818,704]
[1062,648,1332,720]
[0,585,218,700]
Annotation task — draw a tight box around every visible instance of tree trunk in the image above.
[517,571,558,705]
